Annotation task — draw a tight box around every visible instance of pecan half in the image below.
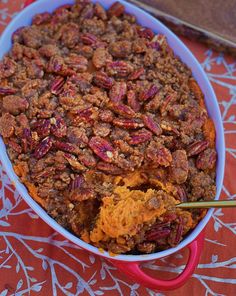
[8,140,22,154]
[0,87,17,95]
[47,55,64,74]
[113,118,144,129]
[196,148,217,170]
[108,102,135,118]
[97,162,123,175]
[3,95,29,115]
[79,3,94,20]
[109,82,127,103]
[50,76,65,95]
[68,175,84,191]
[54,140,78,154]
[160,93,177,114]
[147,41,161,50]
[53,4,72,20]
[142,115,162,136]
[65,54,88,72]
[129,129,152,145]
[94,3,107,20]
[109,40,132,58]
[64,153,86,171]
[107,2,125,17]
[128,68,145,80]
[160,122,179,136]
[137,242,156,253]
[12,26,25,43]
[34,137,53,159]
[170,217,184,245]
[139,84,158,101]
[89,136,115,163]
[137,27,155,40]
[175,185,187,202]
[50,116,67,138]
[93,71,114,89]
[31,119,51,138]
[127,90,141,112]
[32,12,51,25]
[80,33,99,47]
[106,61,133,77]
[145,223,171,241]
[0,58,16,78]
[146,143,172,167]
[22,128,37,151]
[187,140,209,157]
[68,187,95,202]
[75,107,96,123]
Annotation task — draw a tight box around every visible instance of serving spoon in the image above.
[176,200,236,209]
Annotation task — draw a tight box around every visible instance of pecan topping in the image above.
[0,0,217,255]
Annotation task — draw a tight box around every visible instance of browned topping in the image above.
[2,95,29,115]
[169,150,188,184]
[107,2,125,18]
[0,0,216,255]
[0,113,16,138]
[196,148,217,170]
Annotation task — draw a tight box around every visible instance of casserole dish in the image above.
[0,0,225,290]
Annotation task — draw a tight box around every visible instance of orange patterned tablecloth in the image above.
[0,1,235,296]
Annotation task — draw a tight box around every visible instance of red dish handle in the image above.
[112,231,204,291]
[24,0,36,8]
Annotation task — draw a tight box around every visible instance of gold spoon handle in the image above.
[176,200,236,209]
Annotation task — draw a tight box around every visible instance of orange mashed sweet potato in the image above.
[14,163,46,208]
[90,186,177,243]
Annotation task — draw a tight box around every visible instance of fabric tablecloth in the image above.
[0,1,235,295]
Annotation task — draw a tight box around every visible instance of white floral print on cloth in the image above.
[0,1,235,295]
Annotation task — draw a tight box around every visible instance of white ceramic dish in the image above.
[0,0,225,290]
